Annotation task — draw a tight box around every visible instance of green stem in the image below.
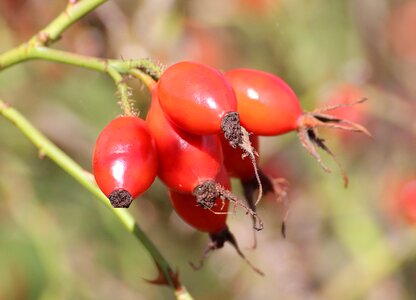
[0,46,162,113]
[0,46,162,78]
[106,67,134,116]
[30,0,108,46]
[0,99,193,300]
[0,0,162,113]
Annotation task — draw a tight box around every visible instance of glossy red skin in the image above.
[146,87,223,193]
[220,133,259,181]
[93,116,158,198]
[399,180,416,224]
[224,68,303,136]
[168,168,230,233]
[158,61,238,135]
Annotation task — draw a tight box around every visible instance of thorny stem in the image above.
[0,1,189,298]
[0,100,193,298]
[129,68,158,91]
[107,67,134,116]
[0,46,163,80]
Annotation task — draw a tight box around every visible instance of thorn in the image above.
[143,263,180,290]
[281,221,286,238]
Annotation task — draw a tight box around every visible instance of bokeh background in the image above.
[1,0,416,299]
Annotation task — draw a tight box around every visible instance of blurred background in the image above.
[1,0,416,299]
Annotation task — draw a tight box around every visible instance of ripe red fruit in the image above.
[224,68,371,187]
[147,86,262,229]
[169,190,229,233]
[93,116,158,208]
[158,61,251,151]
[158,62,262,202]
[168,167,231,233]
[169,167,263,275]
[146,87,222,194]
[225,69,302,136]
[158,61,237,135]
[398,180,416,224]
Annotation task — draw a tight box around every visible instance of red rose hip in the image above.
[168,167,263,275]
[93,116,158,208]
[147,86,262,230]
[146,87,223,195]
[225,68,371,187]
[399,180,416,224]
[158,61,237,135]
[168,167,231,233]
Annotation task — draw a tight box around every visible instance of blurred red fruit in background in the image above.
[398,180,416,224]
[387,0,416,62]
[238,0,279,16]
[320,83,369,146]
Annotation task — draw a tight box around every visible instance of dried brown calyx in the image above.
[108,189,133,208]
[221,111,263,206]
[297,98,371,188]
[193,180,264,231]
[190,226,264,276]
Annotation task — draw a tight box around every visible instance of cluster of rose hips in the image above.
[92,61,369,274]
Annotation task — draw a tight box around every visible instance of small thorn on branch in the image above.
[144,263,181,290]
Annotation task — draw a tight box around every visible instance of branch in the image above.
[31,0,108,46]
[0,46,162,80]
[0,46,161,114]
[0,0,162,113]
[0,0,108,69]
[0,98,194,300]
